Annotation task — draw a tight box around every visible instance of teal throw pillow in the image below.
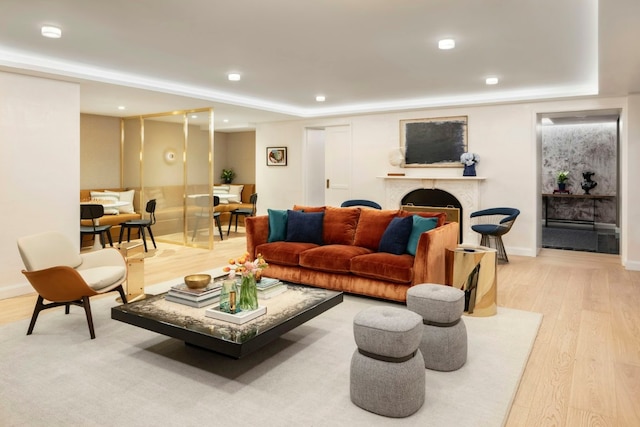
[378,216,413,255]
[285,209,324,245]
[406,215,438,255]
[267,209,288,242]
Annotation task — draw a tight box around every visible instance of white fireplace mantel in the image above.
[378,175,486,243]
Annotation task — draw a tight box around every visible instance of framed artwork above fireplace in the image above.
[400,116,468,167]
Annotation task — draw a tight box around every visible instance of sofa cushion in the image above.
[350,252,415,284]
[323,206,361,245]
[89,191,119,215]
[292,205,326,213]
[267,209,288,242]
[256,241,319,266]
[353,209,398,251]
[286,210,324,245]
[227,184,244,203]
[299,245,373,273]
[397,210,447,227]
[378,216,414,255]
[406,215,438,255]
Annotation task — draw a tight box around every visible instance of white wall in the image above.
[256,96,635,266]
[0,72,80,299]
[625,94,640,270]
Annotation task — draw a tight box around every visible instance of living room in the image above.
[2,1,640,425]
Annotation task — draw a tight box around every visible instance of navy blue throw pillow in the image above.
[378,216,413,255]
[285,209,324,245]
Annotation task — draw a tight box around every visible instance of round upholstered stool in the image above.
[350,306,425,418]
[407,284,467,372]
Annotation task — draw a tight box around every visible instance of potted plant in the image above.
[220,168,236,184]
[557,171,569,191]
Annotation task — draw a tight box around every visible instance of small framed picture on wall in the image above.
[267,147,287,166]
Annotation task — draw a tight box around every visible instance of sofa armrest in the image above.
[246,215,269,257]
[412,222,459,286]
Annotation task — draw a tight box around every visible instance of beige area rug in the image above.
[0,282,541,427]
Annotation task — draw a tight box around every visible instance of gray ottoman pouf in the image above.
[407,283,467,372]
[350,306,425,418]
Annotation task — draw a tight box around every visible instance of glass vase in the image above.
[238,274,259,311]
[219,279,238,314]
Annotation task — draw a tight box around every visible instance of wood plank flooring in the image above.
[1,233,639,427]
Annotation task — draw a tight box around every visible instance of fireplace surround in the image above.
[379,176,485,243]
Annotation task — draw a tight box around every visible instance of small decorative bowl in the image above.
[184,274,211,289]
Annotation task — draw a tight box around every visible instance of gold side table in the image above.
[446,245,497,317]
[118,241,146,302]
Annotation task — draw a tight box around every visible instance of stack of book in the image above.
[165,281,222,308]
[256,277,287,300]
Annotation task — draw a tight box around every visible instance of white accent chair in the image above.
[17,231,128,339]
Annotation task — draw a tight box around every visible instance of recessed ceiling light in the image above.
[191,114,198,119]
[117,106,126,110]
[228,73,241,81]
[316,95,326,102]
[41,25,62,38]
[485,77,499,85]
[438,39,455,50]
[223,119,229,123]
[541,118,554,125]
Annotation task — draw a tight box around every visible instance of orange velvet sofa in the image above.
[246,206,459,302]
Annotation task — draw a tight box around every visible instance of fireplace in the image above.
[379,176,485,243]
[401,189,464,241]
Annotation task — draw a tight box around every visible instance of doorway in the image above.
[304,125,352,207]
[539,110,620,254]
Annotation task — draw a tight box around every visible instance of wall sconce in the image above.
[164,149,177,164]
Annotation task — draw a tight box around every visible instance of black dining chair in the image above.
[470,207,520,262]
[340,199,382,209]
[192,195,224,241]
[227,193,257,235]
[118,199,157,252]
[80,204,113,248]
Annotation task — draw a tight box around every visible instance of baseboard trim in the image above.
[0,282,33,300]
[624,260,640,271]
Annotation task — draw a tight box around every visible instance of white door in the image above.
[324,125,351,207]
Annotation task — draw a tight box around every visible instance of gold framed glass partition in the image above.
[121,108,214,249]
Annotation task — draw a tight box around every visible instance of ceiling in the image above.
[1,0,638,132]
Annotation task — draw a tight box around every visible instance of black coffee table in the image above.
[111,284,343,358]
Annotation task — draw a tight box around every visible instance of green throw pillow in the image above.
[267,209,288,242]
[406,216,438,255]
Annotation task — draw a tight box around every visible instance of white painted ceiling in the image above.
[0,0,638,131]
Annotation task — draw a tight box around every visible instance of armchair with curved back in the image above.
[17,231,128,339]
[340,199,382,210]
[470,207,520,262]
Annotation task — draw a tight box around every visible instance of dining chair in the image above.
[340,199,382,209]
[118,199,157,252]
[227,193,258,235]
[470,207,520,262]
[192,195,224,241]
[17,231,128,339]
[80,204,113,248]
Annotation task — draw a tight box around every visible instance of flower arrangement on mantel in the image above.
[223,252,268,310]
[460,152,480,176]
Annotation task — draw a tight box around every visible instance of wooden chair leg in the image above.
[65,303,70,314]
[227,213,234,235]
[26,295,45,335]
[118,227,125,244]
[81,296,96,339]
[115,285,128,304]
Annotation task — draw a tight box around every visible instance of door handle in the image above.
[326,179,330,189]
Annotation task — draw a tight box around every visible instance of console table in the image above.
[542,193,615,229]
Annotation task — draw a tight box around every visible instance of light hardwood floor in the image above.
[2,234,639,426]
